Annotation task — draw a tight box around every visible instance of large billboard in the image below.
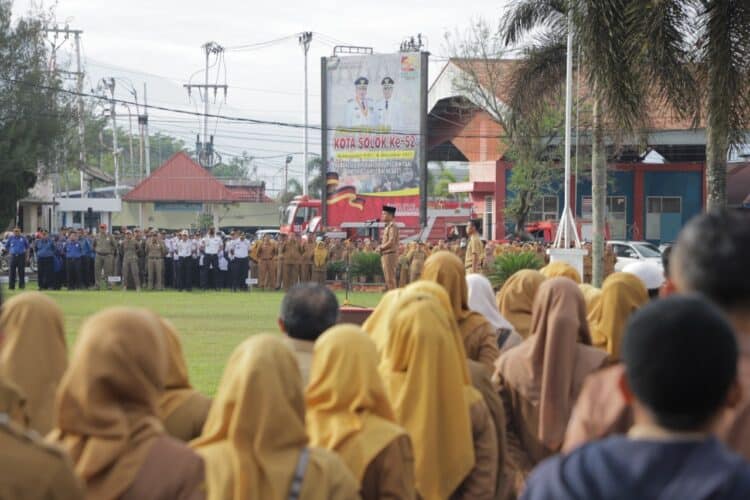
[323,52,425,198]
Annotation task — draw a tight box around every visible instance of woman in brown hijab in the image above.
[422,251,500,372]
[380,291,498,500]
[306,325,415,500]
[494,278,608,494]
[49,307,205,500]
[155,317,212,442]
[0,292,67,435]
[496,270,546,339]
[191,334,359,500]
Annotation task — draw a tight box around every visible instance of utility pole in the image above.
[142,83,151,175]
[299,31,312,196]
[103,78,120,198]
[183,42,227,168]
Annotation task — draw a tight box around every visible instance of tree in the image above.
[626,0,750,210]
[0,2,67,227]
[306,156,325,199]
[279,178,303,204]
[501,0,645,286]
[429,162,457,199]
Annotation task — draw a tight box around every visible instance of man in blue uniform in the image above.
[34,230,57,290]
[64,232,83,290]
[4,227,29,290]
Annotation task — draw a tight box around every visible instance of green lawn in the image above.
[3,289,382,396]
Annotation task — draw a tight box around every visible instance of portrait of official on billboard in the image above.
[324,52,424,195]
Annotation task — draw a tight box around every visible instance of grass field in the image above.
[3,288,382,396]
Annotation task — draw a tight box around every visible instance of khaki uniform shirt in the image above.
[465,234,484,272]
[94,233,117,255]
[146,239,167,258]
[380,222,399,254]
[122,239,141,261]
[0,417,84,499]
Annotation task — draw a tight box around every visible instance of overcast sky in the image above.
[13,0,509,190]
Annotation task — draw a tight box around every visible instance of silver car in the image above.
[607,240,663,272]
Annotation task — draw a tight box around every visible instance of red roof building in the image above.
[123,152,271,203]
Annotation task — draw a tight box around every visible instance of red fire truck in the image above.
[280,194,475,242]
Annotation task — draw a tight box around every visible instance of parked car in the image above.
[607,240,663,272]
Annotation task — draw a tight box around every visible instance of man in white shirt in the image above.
[200,227,223,291]
[231,232,251,292]
[176,230,194,291]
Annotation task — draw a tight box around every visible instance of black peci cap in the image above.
[382,205,396,215]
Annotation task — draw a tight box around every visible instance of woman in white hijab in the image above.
[466,274,522,352]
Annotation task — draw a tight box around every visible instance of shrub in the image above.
[326,260,347,280]
[351,252,383,283]
[489,251,544,289]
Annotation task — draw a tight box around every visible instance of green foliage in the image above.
[0,3,66,227]
[193,212,214,232]
[489,251,544,288]
[429,162,457,199]
[350,251,383,282]
[326,259,347,280]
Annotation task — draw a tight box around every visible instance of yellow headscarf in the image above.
[379,291,475,499]
[313,242,328,268]
[579,284,603,323]
[540,261,582,284]
[421,251,489,338]
[50,307,166,499]
[193,335,356,500]
[496,270,546,338]
[156,317,198,419]
[0,292,67,435]
[589,272,649,358]
[306,325,405,481]
[362,288,403,354]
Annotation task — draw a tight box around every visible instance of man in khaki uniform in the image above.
[0,414,84,499]
[121,230,142,291]
[93,223,117,290]
[408,240,429,282]
[465,219,484,274]
[377,205,399,290]
[146,231,167,290]
[282,232,303,290]
[275,234,286,289]
[300,237,314,283]
[258,234,276,290]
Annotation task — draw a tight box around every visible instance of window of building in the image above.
[484,195,494,240]
[581,195,627,239]
[528,195,559,222]
[646,196,682,241]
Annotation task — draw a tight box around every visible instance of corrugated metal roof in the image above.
[123,152,244,202]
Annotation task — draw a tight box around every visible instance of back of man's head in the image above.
[623,295,738,432]
[279,283,339,341]
[672,210,750,312]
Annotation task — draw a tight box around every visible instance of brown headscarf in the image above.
[496,270,546,339]
[306,325,405,481]
[0,292,67,435]
[156,317,198,419]
[589,272,649,359]
[49,307,167,500]
[192,334,357,500]
[421,251,489,339]
[379,291,477,499]
[0,375,27,427]
[539,261,582,284]
[495,278,608,452]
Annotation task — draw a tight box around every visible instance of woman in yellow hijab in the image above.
[589,272,649,358]
[579,284,603,322]
[539,261,582,284]
[0,292,67,435]
[421,251,500,371]
[380,291,498,500]
[362,288,404,355]
[49,307,204,499]
[306,325,415,499]
[191,334,358,500]
[496,270,546,339]
[155,316,212,442]
[312,239,329,285]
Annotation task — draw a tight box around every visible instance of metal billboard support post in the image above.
[320,56,328,231]
[419,51,429,231]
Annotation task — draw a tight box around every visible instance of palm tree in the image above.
[628,0,750,210]
[501,0,657,286]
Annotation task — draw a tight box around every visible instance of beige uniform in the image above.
[379,222,399,290]
[0,418,84,499]
[408,248,428,282]
[282,239,303,290]
[93,233,117,289]
[121,239,142,290]
[146,239,167,290]
[465,234,484,273]
[258,240,276,290]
